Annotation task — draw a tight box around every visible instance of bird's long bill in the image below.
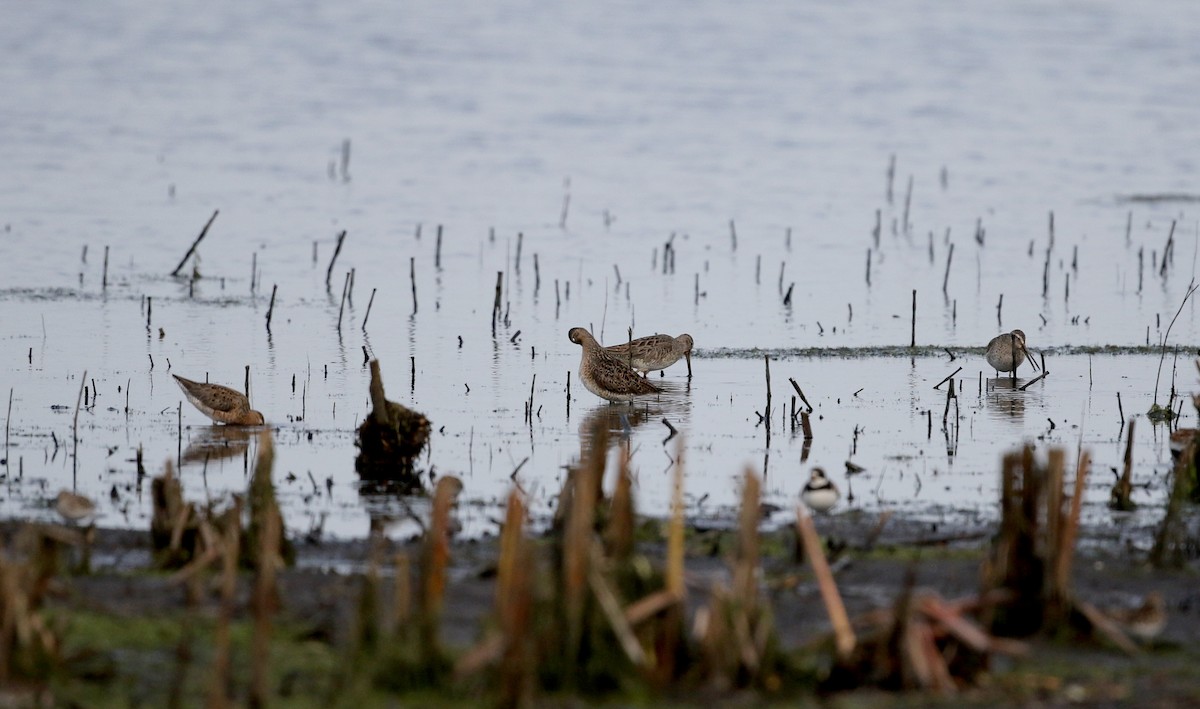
[685,350,692,378]
[1023,345,1040,371]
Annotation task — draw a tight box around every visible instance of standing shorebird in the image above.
[800,468,840,513]
[568,327,662,402]
[173,374,265,425]
[55,490,96,525]
[1104,592,1167,643]
[985,329,1039,377]
[605,333,694,378]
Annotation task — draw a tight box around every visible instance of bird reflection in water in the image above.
[180,424,256,471]
[984,377,1038,421]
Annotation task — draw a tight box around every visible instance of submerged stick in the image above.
[789,378,813,412]
[362,287,377,331]
[265,285,277,330]
[942,242,953,294]
[410,257,418,314]
[933,367,962,390]
[910,289,917,347]
[324,229,347,288]
[171,210,218,277]
[337,270,350,331]
[491,271,503,337]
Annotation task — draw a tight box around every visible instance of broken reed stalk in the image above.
[250,485,280,708]
[763,355,772,429]
[265,285,277,330]
[435,224,443,269]
[171,209,218,277]
[498,489,534,702]
[409,257,418,314]
[209,501,241,709]
[324,229,347,288]
[910,290,917,347]
[795,506,855,659]
[1054,450,1089,593]
[420,477,458,655]
[491,271,503,337]
[941,242,953,294]
[72,369,87,462]
[788,377,813,412]
[337,270,350,331]
[800,411,813,441]
[1113,418,1136,510]
[5,387,11,452]
[666,435,685,599]
[1159,219,1176,278]
[102,245,109,289]
[1152,280,1199,405]
[933,367,962,390]
[902,175,913,233]
[362,287,377,331]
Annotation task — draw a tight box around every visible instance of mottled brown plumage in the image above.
[173,374,265,425]
[984,329,1038,375]
[605,333,694,377]
[568,327,661,402]
[55,490,96,524]
[1104,592,1166,642]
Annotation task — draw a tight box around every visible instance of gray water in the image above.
[3,0,1200,539]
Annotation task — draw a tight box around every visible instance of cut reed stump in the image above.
[150,460,200,568]
[983,446,1138,652]
[355,359,431,485]
[243,430,294,569]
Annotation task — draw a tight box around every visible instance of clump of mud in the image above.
[355,359,431,488]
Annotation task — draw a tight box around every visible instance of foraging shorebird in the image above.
[173,374,265,425]
[984,329,1039,377]
[568,327,661,403]
[55,490,96,525]
[800,467,840,513]
[605,333,694,378]
[1104,592,1167,643]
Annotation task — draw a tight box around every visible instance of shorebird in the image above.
[605,333,694,378]
[1105,592,1167,643]
[568,327,662,403]
[800,468,840,513]
[55,490,96,525]
[173,374,265,425]
[984,329,1039,377]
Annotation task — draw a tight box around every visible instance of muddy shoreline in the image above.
[7,507,1200,707]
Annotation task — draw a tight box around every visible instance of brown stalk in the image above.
[795,506,855,658]
[250,485,280,708]
[207,502,241,709]
[666,436,685,599]
[589,542,647,667]
[1055,450,1089,593]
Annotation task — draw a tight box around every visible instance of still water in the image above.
[2,0,1200,538]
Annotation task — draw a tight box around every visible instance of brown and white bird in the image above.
[800,468,840,513]
[984,329,1039,376]
[55,490,96,525]
[568,327,661,403]
[605,333,694,378]
[173,374,265,425]
[1104,592,1167,643]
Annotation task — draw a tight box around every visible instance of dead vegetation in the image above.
[354,359,431,486]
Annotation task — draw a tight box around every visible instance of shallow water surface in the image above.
[2,0,1200,539]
